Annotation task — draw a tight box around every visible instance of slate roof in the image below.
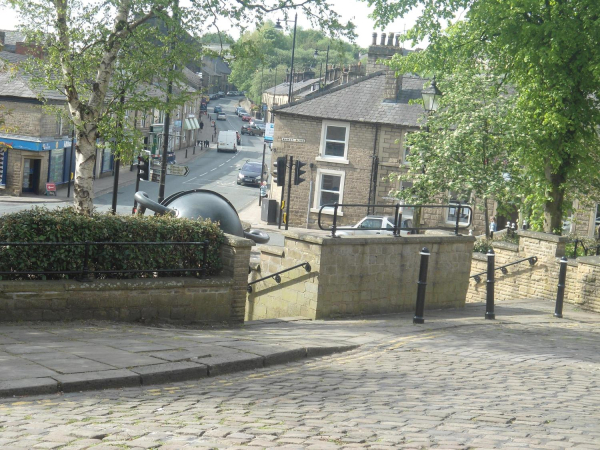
[0,29,26,46]
[182,67,202,90]
[273,71,427,127]
[0,51,65,101]
[264,78,321,96]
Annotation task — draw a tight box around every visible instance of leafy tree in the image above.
[3,0,353,215]
[389,70,528,237]
[365,0,600,234]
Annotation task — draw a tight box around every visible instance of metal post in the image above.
[271,66,278,123]
[331,203,339,237]
[324,44,330,88]
[455,201,461,235]
[278,155,287,229]
[288,13,298,104]
[413,247,430,324]
[259,143,266,206]
[554,256,568,318]
[285,156,293,230]
[132,163,141,214]
[485,249,495,320]
[393,203,400,236]
[81,241,90,280]
[573,239,579,258]
[67,127,75,198]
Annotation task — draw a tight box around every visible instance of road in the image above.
[94,96,271,215]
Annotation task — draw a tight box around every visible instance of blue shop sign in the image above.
[0,137,70,152]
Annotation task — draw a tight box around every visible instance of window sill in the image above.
[311,208,344,216]
[316,156,349,165]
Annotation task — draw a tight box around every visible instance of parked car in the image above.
[213,105,223,113]
[217,91,225,97]
[241,114,252,122]
[217,112,227,120]
[227,91,236,96]
[336,215,413,237]
[236,108,248,117]
[237,160,268,186]
[249,118,264,127]
[241,124,264,136]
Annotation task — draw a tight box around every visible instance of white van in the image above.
[217,130,237,153]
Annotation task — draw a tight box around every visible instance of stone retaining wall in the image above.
[247,232,475,320]
[0,234,254,324]
[467,231,600,313]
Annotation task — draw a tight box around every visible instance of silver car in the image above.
[336,215,413,237]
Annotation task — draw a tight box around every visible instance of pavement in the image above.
[1,298,599,448]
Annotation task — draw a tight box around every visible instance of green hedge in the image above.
[0,207,225,280]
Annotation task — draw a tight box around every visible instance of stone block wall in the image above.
[467,231,600,313]
[247,232,475,320]
[0,234,254,324]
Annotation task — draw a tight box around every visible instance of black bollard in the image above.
[485,249,495,320]
[413,247,430,324]
[554,256,568,318]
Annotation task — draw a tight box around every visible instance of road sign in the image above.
[167,164,190,176]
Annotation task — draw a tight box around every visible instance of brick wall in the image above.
[247,232,475,320]
[466,231,600,313]
[0,234,254,324]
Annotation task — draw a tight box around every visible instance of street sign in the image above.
[264,123,274,142]
[167,164,190,176]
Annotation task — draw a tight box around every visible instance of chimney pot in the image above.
[372,32,377,46]
[380,33,386,46]
[387,32,394,46]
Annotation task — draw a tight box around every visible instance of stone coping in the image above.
[0,275,233,292]
[281,230,476,246]
[472,252,487,262]
[517,230,570,243]
[258,244,285,257]
[493,241,519,252]
[223,233,255,248]
[573,255,600,267]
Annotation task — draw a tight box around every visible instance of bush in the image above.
[0,207,225,280]
[473,238,493,254]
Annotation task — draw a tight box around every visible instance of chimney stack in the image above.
[372,32,377,46]
[366,32,404,102]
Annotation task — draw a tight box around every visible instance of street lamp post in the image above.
[275,12,298,104]
[313,44,330,91]
[270,66,278,123]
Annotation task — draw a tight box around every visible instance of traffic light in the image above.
[276,156,286,187]
[294,160,307,185]
[138,156,150,181]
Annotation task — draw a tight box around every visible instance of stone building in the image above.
[0,49,204,196]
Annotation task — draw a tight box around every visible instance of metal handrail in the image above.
[247,262,311,293]
[318,202,473,237]
[569,239,600,258]
[0,241,210,280]
[470,256,538,283]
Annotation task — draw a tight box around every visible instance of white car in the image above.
[217,112,227,120]
[336,215,413,237]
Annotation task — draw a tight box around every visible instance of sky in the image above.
[0,1,423,49]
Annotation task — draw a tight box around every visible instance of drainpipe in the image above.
[367,124,379,215]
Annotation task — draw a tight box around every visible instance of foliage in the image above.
[0,207,225,280]
[387,69,527,238]
[228,22,364,104]
[473,238,493,254]
[564,236,600,259]
[366,0,600,234]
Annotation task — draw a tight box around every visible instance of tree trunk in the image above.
[483,197,490,239]
[73,125,97,215]
[544,164,566,234]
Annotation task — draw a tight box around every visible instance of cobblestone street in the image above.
[1,300,599,449]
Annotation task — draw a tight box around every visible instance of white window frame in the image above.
[311,168,346,216]
[445,194,472,225]
[317,120,350,164]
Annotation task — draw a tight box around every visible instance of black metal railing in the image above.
[247,262,311,293]
[318,202,473,237]
[470,256,537,284]
[569,239,600,258]
[0,241,210,280]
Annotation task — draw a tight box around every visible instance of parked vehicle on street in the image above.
[217,91,225,97]
[249,118,264,127]
[217,112,227,120]
[336,215,413,237]
[241,114,252,122]
[237,160,268,186]
[241,124,264,136]
[217,130,238,153]
[213,105,223,113]
[236,108,248,117]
